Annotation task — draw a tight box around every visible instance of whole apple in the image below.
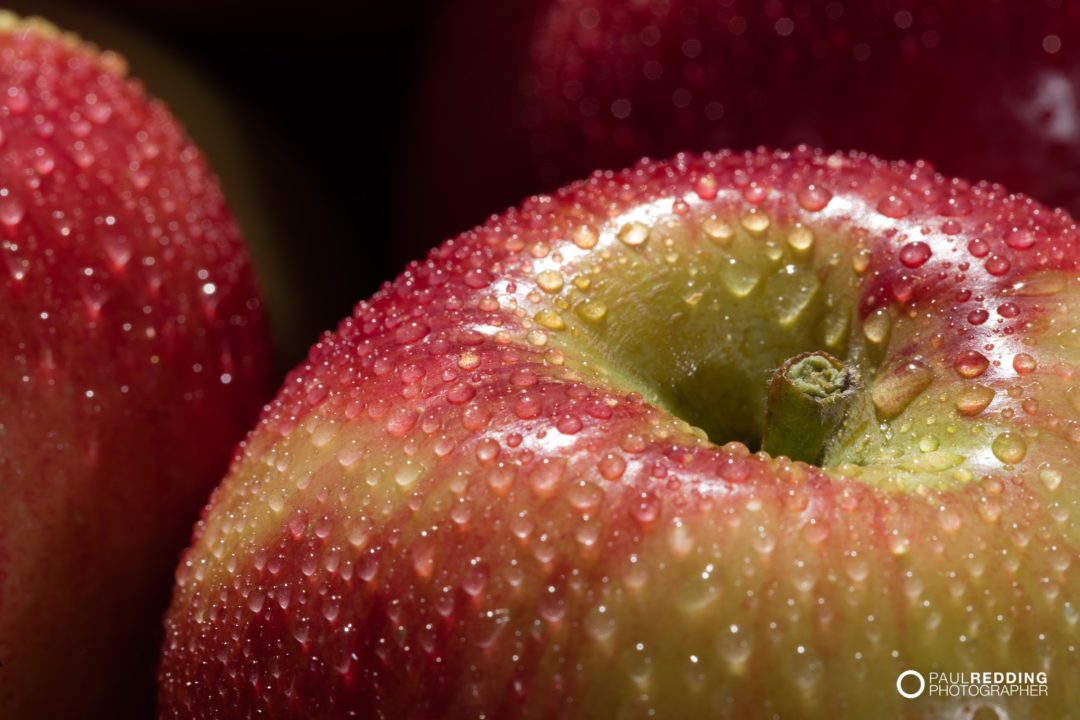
[408,0,1080,256]
[161,148,1078,718]
[0,16,272,717]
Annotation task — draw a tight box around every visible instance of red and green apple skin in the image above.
[409,0,1080,255]
[0,17,272,718]
[161,148,1078,718]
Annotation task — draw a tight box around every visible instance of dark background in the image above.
[11,0,449,367]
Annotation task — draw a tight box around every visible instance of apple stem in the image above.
[760,351,858,465]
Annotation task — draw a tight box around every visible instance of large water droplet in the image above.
[956,384,995,416]
[991,432,1027,464]
[871,358,934,419]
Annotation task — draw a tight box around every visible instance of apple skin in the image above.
[0,17,272,718]
[407,0,1080,257]
[161,148,1078,718]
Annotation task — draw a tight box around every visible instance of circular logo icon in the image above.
[896,670,926,699]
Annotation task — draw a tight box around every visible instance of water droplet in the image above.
[954,350,990,379]
[394,321,430,345]
[991,432,1027,464]
[102,232,133,270]
[538,585,566,623]
[534,309,566,331]
[899,241,932,268]
[598,453,627,480]
[862,308,892,348]
[956,384,995,416]
[0,195,25,227]
[787,225,814,252]
[770,265,821,327]
[446,382,476,404]
[1004,228,1036,250]
[871,358,934,419]
[716,624,753,675]
[576,301,607,322]
[702,217,733,245]
[721,258,760,297]
[568,480,604,512]
[386,406,419,437]
[631,491,660,525]
[530,458,566,497]
[877,195,912,218]
[585,605,617,646]
[740,209,770,236]
[573,225,599,249]
[797,184,832,211]
[536,270,564,293]
[985,255,1011,276]
[1040,468,1062,491]
[695,174,718,200]
[1013,353,1037,375]
[247,589,266,614]
[997,302,1020,318]
[618,222,649,247]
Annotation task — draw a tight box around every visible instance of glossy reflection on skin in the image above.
[162,148,1079,720]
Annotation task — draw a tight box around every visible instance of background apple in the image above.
[14,0,449,366]
[407,0,1080,257]
[161,148,1079,718]
[0,17,272,717]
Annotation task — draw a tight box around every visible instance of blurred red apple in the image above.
[408,0,1080,253]
[0,15,272,717]
[162,148,1078,718]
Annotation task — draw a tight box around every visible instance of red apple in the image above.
[161,148,1078,718]
[408,0,1080,256]
[0,16,272,717]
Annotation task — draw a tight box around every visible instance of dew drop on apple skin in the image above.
[631,491,660,525]
[575,300,608,322]
[899,241,932,268]
[985,255,1011,276]
[572,224,599,249]
[584,604,617,647]
[954,350,990,378]
[530,457,565,496]
[618,221,649,247]
[0,193,25,227]
[534,309,566,331]
[567,479,604,512]
[990,432,1028,465]
[1040,467,1063,491]
[535,270,564,293]
[956,384,995,415]
[862,307,892,348]
[796,184,832,212]
[740,209,770,236]
[538,585,566,623]
[720,257,760,297]
[871,357,934,418]
[716,623,753,675]
[877,194,912,218]
[1013,353,1037,374]
[787,224,814,253]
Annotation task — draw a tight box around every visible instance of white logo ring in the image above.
[896,670,926,699]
